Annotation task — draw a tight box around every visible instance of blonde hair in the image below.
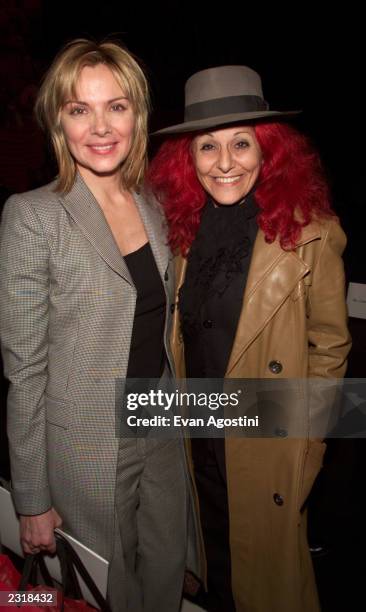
[35,39,150,193]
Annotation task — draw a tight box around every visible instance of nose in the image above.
[91,111,111,136]
[217,146,234,173]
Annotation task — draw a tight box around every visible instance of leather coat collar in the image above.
[174,222,321,375]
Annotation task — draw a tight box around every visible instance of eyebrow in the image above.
[64,96,129,105]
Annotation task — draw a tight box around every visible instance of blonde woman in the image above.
[0,40,195,611]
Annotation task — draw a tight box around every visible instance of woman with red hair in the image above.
[149,66,351,612]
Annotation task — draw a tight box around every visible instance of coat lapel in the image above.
[60,175,169,284]
[225,226,320,374]
[175,253,188,296]
[134,191,170,281]
[61,173,132,283]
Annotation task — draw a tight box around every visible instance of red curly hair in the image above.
[147,122,334,255]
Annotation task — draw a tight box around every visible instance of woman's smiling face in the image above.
[60,64,135,181]
[192,125,262,205]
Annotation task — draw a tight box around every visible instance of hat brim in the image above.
[152,109,301,136]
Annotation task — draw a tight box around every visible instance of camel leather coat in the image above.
[171,217,351,612]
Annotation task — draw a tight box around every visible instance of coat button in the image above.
[275,428,288,438]
[269,360,283,374]
[203,319,213,329]
[273,493,284,506]
[170,303,175,314]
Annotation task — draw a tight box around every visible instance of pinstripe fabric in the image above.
[0,172,179,564]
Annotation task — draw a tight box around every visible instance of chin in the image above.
[212,193,246,206]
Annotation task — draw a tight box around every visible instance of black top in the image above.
[125,242,166,378]
[179,194,259,378]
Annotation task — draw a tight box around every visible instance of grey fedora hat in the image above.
[153,65,300,135]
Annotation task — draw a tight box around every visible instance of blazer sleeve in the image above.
[0,195,51,515]
[307,219,351,378]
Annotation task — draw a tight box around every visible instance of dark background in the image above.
[0,2,365,610]
[1,2,364,278]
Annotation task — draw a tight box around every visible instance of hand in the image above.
[20,508,62,555]
[183,570,201,596]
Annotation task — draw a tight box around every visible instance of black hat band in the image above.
[184,95,269,122]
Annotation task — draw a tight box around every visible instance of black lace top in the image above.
[179,194,259,378]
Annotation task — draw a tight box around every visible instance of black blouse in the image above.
[125,242,166,379]
[179,194,259,378]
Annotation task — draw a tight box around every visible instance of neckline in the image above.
[206,191,259,219]
[124,241,149,259]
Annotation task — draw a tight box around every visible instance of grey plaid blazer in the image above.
[0,173,178,560]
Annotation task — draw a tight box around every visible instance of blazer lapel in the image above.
[134,191,170,281]
[61,172,133,283]
[226,226,320,375]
